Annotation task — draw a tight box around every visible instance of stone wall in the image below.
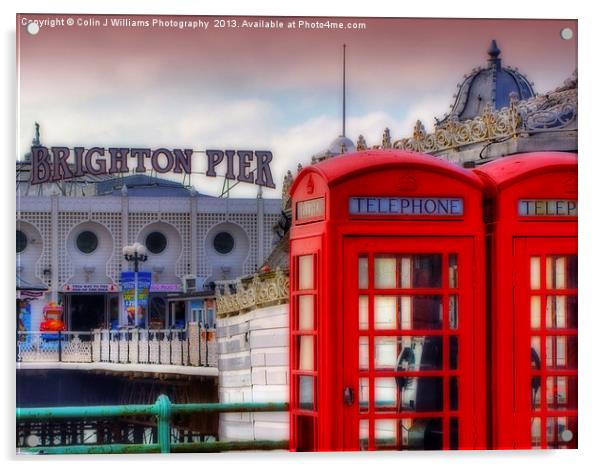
[216,303,288,441]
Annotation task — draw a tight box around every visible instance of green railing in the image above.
[17,395,289,454]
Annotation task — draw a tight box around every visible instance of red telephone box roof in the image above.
[474,152,577,193]
[290,150,485,194]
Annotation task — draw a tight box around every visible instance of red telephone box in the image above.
[475,152,578,449]
[289,150,487,451]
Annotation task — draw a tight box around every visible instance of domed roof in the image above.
[327,135,356,155]
[440,40,536,123]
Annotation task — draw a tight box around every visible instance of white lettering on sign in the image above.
[349,197,464,216]
[296,198,325,221]
[518,199,577,217]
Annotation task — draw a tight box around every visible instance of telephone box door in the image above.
[342,236,479,450]
[514,237,578,449]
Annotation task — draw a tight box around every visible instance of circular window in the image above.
[145,231,167,254]
[213,231,235,254]
[76,231,98,254]
[16,230,27,253]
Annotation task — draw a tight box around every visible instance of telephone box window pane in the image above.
[531,337,541,370]
[567,255,578,289]
[532,376,541,410]
[450,376,458,411]
[298,376,314,411]
[449,254,458,288]
[296,415,314,450]
[375,296,397,329]
[449,295,458,329]
[547,256,567,289]
[374,376,444,412]
[359,336,369,370]
[450,418,459,450]
[298,255,314,290]
[359,296,369,330]
[531,417,542,448]
[298,295,314,331]
[531,296,541,329]
[298,336,314,371]
[374,419,397,450]
[374,377,397,411]
[359,256,368,289]
[375,257,396,289]
[375,295,442,330]
[546,376,577,410]
[374,418,443,450]
[375,336,443,371]
[450,336,458,370]
[359,378,370,413]
[359,419,369,450]
[547,416,577,449]
[400,256,411,288]
[530,257,541,290]
[546,295,577,329]
[412,255,442,288]
[546,336,577,369]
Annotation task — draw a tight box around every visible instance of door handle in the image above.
[344,386,354,406]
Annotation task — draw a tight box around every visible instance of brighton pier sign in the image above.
[29,146,276,188]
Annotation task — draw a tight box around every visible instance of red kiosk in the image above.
[289,150,487,451]
[475,152,578,449]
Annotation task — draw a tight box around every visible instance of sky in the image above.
[17,15,577,198]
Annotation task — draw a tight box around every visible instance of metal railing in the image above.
[17,395,289,454]
[17,324,217,367]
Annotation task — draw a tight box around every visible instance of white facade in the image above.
[16,191,281,331]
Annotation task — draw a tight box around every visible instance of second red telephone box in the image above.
[289,150,487,451]
[475,152,578,450]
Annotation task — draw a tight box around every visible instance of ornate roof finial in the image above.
[356,135,367,151]
[488,40,501,60]
[382,128,392,149]
[32,122,41,146]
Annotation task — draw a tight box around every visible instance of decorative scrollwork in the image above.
[216,269,290,317]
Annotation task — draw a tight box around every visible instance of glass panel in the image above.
[546,295,577,329]
[374,336,443,371]
[359,378,370,413]
[546,416,577,449]
[530,296,541,329]
[531,337,541,370]
[359,420,369,450]
[449,295,458,329]
[546,336,577,369]
[567,255,578,289]
[373,377,457,413]
[358,256,368,289]
[298,336,314,371]
[530,257,541,290]
[450,336,458,370]
[450,376,458,411]
[411,255,442,288]
[359,336,369,370]
[374,295,442,330]
[531,417,542,448]
[531,376,541,410]
[375,256,396,289]
[359,296,369,330]
[298,376,314,411]
[450,418,459,450]
[298,255,314,290]
[546,256,566,289]
[297,295,314,331]
[448,254,458,288]
[375,254,442,289]
[546,376,578,410]
[375,418,443,451]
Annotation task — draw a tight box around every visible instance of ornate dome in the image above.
[440,40,536,123]
[326,135,356,155]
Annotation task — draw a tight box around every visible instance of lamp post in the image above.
[122,243,148,327]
